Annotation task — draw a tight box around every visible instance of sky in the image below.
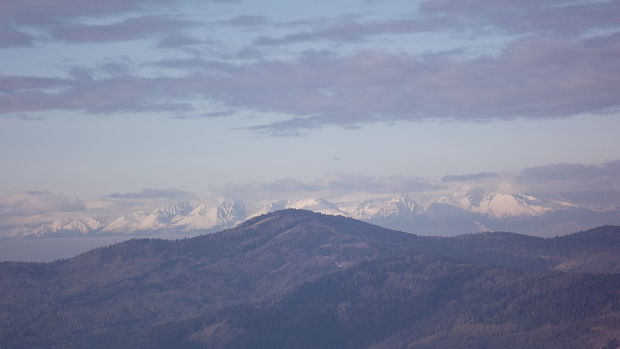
[1,0,619,205]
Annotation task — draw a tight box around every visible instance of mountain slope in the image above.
[1,210,620,348]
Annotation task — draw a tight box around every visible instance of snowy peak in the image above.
[217,199,246,226]
[153,201,197,223]
[5,190,602,239]
[101,212,148,234]
[21,217,102,237]
[340,194,417,219]
[100,199,246,234]
[61,217,102,233]
[287,198,346,216]
[252,198,346,218]
[438,191,552,218]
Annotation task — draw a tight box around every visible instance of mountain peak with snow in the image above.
[437,191,554,218]
[4,189,616,239]
[100,198,246,234]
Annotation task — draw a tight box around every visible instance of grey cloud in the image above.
[254,17,457,46]
[420,0,569,13]
[0,0,229,46]
[442,172,499,182]
[251,1,619,48]
[51,16,194,43]
[12,113,43,121]
[0,191,85,217]
[2,33,618,132]
[215,34,620,134]
[243,117,324,137]
[155,35,204,48]
[200,110,236,118]
[106,188,192,200]
[518,160,620,208]
[520,161,620,183]
[218,15,270,27]
[172,110,237,119]
[0,0,172,20]
[0,26,33,47]
[264,179,320,192]
[322,175,437,194]
[0,75,70,93]
[151,58,239,73]
[0,74,193,114]
[420,0,620,36]
[214,175,438,204]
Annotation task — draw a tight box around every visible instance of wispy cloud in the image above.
[0,75,71,93]
[518,160,620,208]
[252,1,620,47]
[0,26,33,47]
[105,188,193,200]
[1,0,618,137]
[2,31,619,131]
[0,0,173,20]
[155,34,205,49]
[50,16,195,43]
[0,0,222,46]
[253,17,458,46]
[218,15,271,28]
[419,0,620,35]
[226,34,620,134]
[0,191,84,217]
[442,172,499,182]
[216,174,438,203]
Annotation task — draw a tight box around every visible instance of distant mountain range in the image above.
[6,190,619,239]
[2,210,620,348]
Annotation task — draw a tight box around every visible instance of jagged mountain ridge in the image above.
[7,191,620,238]
[101,199,245,234]
[15,199,246,237]
[2,210,620,348]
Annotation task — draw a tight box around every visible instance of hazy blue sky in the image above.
[1,0,619,199]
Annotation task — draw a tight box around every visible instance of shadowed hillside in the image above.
[1,210,620,348]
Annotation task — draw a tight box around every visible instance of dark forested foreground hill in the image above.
[1,210,620,349]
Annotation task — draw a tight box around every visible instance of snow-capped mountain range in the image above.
[4,192,620,238]
[9,199,246,238]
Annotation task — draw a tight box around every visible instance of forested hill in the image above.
[2,210,620,348]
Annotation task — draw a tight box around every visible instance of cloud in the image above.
[0,0,172,20]
[420,0,620,36]
[518,160,620,208]
[0,75,71,93]
[218,15,271,28]
[150,58,238,73]
[155,34,204,49]
[216,34,620,134]
[254,17,458,46]
[0,0,224,46]
[442,172,499,182]
[0,191,85,217]
[521,161,620,182]
[200,110,236,118]
[105,188,192,200]
[0,26,33,47]
[251,1,620,48]
[0,74,193,114]
[263,179,320,192]
[50,16,194,43]
[320,174,437,194]
[2,33,618,133]
[215,174,438,205]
